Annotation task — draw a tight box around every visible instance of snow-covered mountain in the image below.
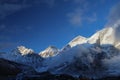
[39,46,59,58]
[37,22,120,79]
[68,36,87,47]
[14,46,34,55]
[0,46,43,69]
[62,36,87,51]
[1,22,120,79]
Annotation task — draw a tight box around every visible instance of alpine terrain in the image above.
[1,22,120,80]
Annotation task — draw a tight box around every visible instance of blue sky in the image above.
[0,0,120,53]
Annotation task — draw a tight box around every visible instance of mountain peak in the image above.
[71,35,87,41]
[69,35,87,47]
[14,46,34,55]
[39,46,59,58]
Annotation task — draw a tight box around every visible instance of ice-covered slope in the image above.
[88,24,120,48]
[1,22,120,79]
[37,22,120,79]
[62,36,87,51]
[0,46,43,68]
[69,36,87,47]
[39,46,59,58]
[15,46,34,55]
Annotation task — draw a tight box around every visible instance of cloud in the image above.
[43,0,55,7]
[0,42,16,50]
[111,20,120,42]
[106,2,120,42]
[66,0,97,26]
[107,2,120,27]
[67,9,82,26]
[67,8,97,26]
[0,1,28,19]
[64,0,87,5]
[86,13,97,23]
[0,24,6,30]
[0,0,56,19]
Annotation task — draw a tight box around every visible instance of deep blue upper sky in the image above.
[0,0,120,53]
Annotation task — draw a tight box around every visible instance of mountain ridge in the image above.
[1,23,120,79]
[39,46,59,58]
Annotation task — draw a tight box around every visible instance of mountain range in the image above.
[1,22,120,79]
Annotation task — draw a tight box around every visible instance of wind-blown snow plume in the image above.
[113,21,120,42]
[107,2,120,27]
[102,3,120,76]
[106,2,120,43]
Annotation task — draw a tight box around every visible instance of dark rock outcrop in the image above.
[0,58,34,80]
[0,58,22,75]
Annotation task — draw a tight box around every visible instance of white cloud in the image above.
[0,3,28,19]
[64,0,87,5]
[43,0,55,7]
[0,0,56,19]
[112,20,120,42]
[107,2,120,27]
[66,0,97,26]
[0,42,16,50]
[0,24,6,30]
[67,9,83,26]
[67,8,97,26]
[86,13,97,23]
[0,0,29,19]
[105,2,120,43]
